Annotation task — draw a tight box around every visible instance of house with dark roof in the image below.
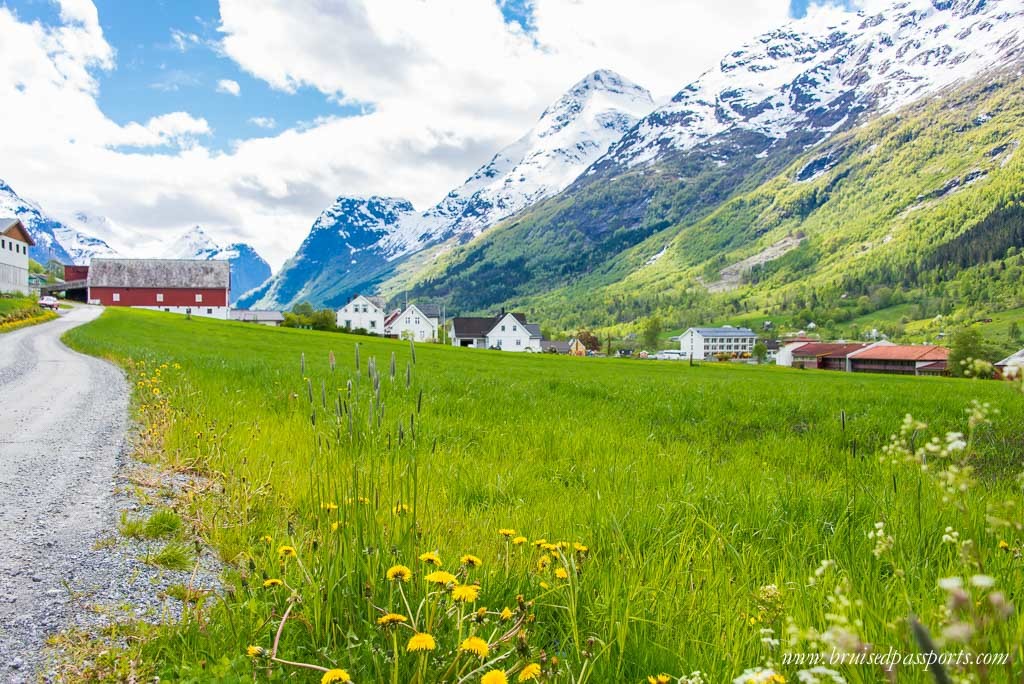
[996,348,1024,377]
[88,258,230,318]
[449,312,542,352]
[1,218,34,295]
[388,302,441,342]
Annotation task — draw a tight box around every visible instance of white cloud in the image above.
[248,116,277,129]
[170,28,201,52]
[0,0,806,270]
[216,78,240,95]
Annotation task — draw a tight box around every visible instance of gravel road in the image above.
[0,306,128,679]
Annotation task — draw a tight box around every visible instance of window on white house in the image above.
[415,317,420,324]
[516,339,521,346]
[207,308,213,315]
[370,321,376,328]
[156,293,164,303]
[112,292,120,302]
[512,325,517,331]
[195,294,203,303]
[501,325,506,332]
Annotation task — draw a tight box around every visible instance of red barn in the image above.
[88,258,230,319]
[64,264,90,282]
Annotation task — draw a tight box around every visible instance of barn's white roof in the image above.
[89,258,229,289]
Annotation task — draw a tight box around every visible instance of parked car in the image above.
[654,350,686,361]
[38,295,59,311]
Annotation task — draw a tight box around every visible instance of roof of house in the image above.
[1,218,34,246]
[384,309,402,328]
[450,316,497,337]
[543,340,572,353]
[230,309,284,322]
[996,348,1024,367]
[89,258,230,289]
[813,343,872,359]
[689,326,756,337]
[849,345,949,362]
[917,360,949,371]
[409,302,441,319]
[524,323,542,338]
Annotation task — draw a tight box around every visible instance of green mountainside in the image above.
[403,70,1024,340]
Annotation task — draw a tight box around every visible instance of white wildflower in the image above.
[797,667,846,683]
[938,576,963,591]
[969,574,995,589]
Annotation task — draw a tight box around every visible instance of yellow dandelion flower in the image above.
[499,528,516,538]
[573,542,589,553]
[377,612,408,627]
[278,545,297,558]
[459,635,489,658]
[262,578,283,588]
[406,632,436,652]
[261,535,273,544]
[554,567,569,580]
[452,584,480,603]
[321,669,352,684]
[393,503,410,515]
[539,581,550,589]
[512,536,527,545]
[481,670,507,684]
[999,540,1010,551]
[518,663,542,681]
[532,539,547,548]
[647,676,672,684]
[331,521,340,532]
[425,570,458,586]
[386,565,413,582]
[500,607,514,621]
[418,551,442,566]
[461,554,482,568]
[321,502,338,511]
[536,555,551,571]
[246,645,268,658]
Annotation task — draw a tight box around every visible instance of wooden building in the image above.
[88,258,230,319]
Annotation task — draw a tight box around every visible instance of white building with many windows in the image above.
[0,219,33,295]
[336,295,387,334]
[389,303,440,342]
[679,326,757,360]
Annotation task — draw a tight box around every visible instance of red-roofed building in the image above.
[777,342,869,369]
[847,345,949,376]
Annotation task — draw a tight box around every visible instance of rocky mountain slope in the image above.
[243,70,654,310]
[403,0,1024,327]
[163,226,271,304]
[0,179,118,265]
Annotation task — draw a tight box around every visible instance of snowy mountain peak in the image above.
[312,196,417,238]
[163,225,221,260]
[605,0,1024,169]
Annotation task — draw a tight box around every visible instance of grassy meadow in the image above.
[64,308,1024,683]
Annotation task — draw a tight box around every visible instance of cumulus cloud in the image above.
[216,78,240,96]
[0,0,808,269]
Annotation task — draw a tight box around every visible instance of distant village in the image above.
[5,228,1020,379]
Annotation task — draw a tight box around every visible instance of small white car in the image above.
[38,296,59,311]
[654,350,686,361]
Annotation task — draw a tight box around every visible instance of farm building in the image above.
[0,218,34,295]
[777,341,866,368]
[230,309,284,326]
[388,303,441,342]
[87,258,230,319]
[542,339,573,354]
[678,327,757,360]
[449,312,542,352]
[337,295,388,333]
[996,348,1024,377]
[846,344,949,376]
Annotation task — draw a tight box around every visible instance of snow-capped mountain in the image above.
[240,197,417,309]
[0,178,117,265]
[382,69,654,256]
[600,0,1024,170]
[164,226,271,304]
[246,69,654,309]
[404,0,1024,317]
[54,212,122,264]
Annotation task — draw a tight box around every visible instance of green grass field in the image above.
[0,293,55,332]
[64,309,1024,683]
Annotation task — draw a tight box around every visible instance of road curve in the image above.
[0,305,128,680]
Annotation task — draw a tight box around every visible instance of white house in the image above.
[337,295,387,334]
[0,218,34,295]
[389,303,440,342]
[678,326,757,360]
[449,312,542,352]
